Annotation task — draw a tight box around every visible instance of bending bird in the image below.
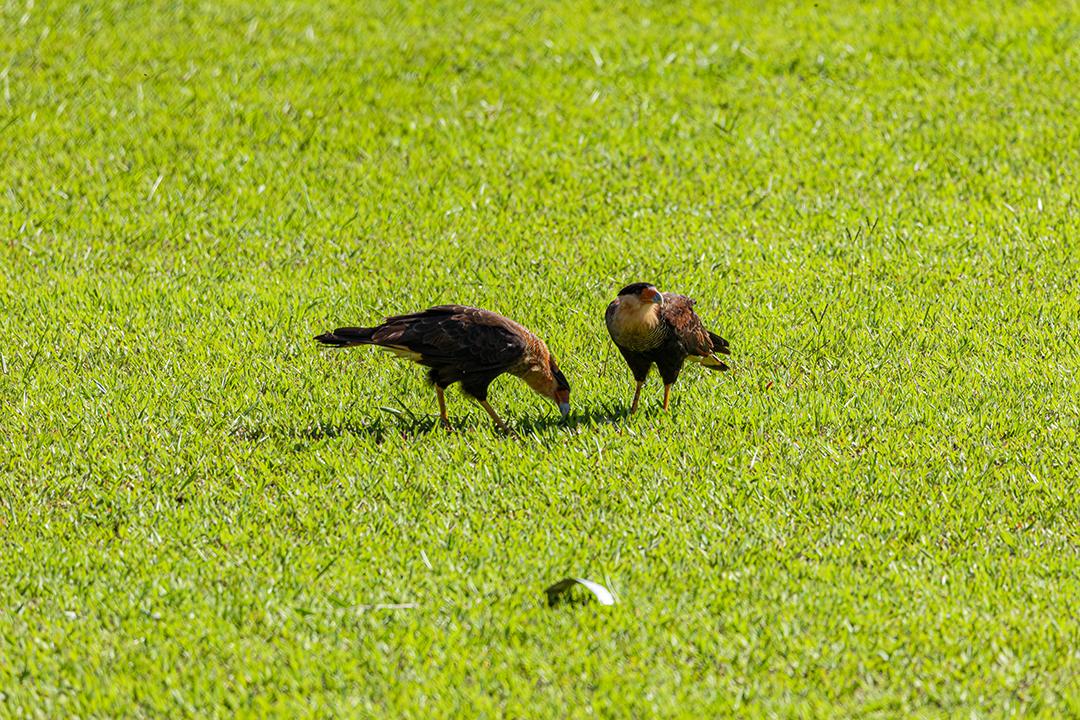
[315,305,570,432]
[605,283,730,413]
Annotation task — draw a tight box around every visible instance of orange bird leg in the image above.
[435,386,451,429]
[630,381,645,414]
[479,400,512,434]
[663,383,672,411]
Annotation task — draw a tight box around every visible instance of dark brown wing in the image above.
[370,305,527,373]
[659,293,724,358]
[603,299,619,339]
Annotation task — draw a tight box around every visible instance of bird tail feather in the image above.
[314,327,376,347]
[709,331,731,355]
[689,353,730,371]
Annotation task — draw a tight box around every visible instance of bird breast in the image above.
[608,300,666,351]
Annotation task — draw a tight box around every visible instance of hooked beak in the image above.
[641,287,663,304]
[558,402,570,420]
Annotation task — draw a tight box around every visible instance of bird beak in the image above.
[642,287,663,304]
[559,402,570,420]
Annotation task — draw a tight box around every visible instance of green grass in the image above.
[2,0,1079,715]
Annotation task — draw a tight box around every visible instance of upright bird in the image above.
[605,283,730,413]
[315,305,570,432]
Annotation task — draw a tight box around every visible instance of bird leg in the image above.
[479,400,513,434]
[663,384,672,411]
[435,386,451,430]
[630,381,645,414]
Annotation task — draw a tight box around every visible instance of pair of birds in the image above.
[315,283,730,431]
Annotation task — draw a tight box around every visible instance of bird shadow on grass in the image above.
[234,412,443,445]
[307,416,440,443]
[514,402,633,434]
[237,403,636,445]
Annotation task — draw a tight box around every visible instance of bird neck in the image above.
[513,337,556,397]
[610,298,663,346]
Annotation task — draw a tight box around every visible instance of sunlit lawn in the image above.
[1,0,1078,715]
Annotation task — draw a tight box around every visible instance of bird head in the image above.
[523,356,571,419]
[617,282,664,307]
[517,331,573,420]
[549,359,571,419]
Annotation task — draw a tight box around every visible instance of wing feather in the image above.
[659,293,728,360]
[371,305,526,373]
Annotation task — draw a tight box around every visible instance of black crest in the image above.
[550,360,570,391]
[616,282,656,297]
